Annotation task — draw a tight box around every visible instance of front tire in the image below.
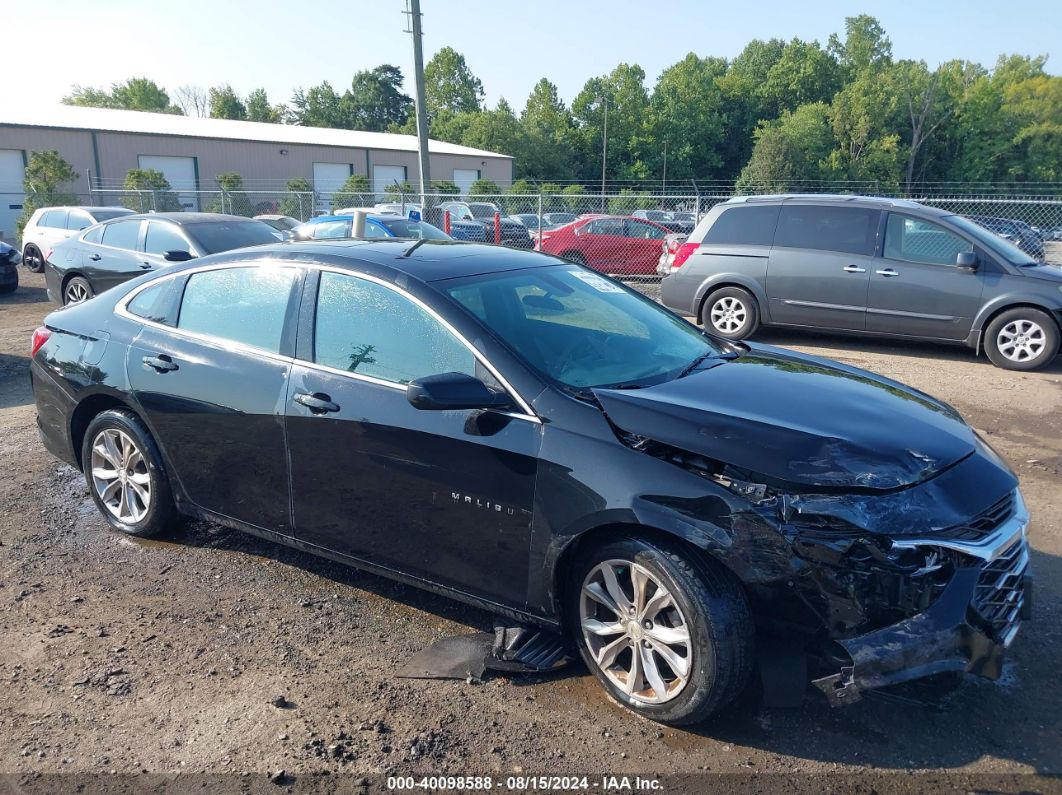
[23,244,45,273]
[984,307,1059,371]
[82,409,177,537]
[569,536,754,726]
[701,287,759,340]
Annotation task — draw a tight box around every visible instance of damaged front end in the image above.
[595,371,1032,708]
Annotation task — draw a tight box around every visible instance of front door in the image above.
[126,264,301,532]
[624,219,668,275]
[88,219,149,294]
[765,204,881,330]
[866,213,987,340]
[285,270,540,607]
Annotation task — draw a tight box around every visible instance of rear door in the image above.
[766,204,880,330]
[624,219,668,274]
[88,219,147,293]
[31,209,70,254]
[582,218,627,272]
[866,213,985,340]
[126,264,301,532]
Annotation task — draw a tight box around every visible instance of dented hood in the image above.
[594,346,975,492]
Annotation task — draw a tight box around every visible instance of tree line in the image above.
[60,14,1062,191]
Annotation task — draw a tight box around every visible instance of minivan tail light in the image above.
[671,242,699,270]
[30,326,52,358]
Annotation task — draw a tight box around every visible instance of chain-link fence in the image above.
[2,185,1060,271]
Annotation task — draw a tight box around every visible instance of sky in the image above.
[2,0,1059,114]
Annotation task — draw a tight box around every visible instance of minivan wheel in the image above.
[23,245,45,273]
[82,409,177,537]
[63,276,93,306]
[701,287,759,340]
[984,308,1060,371]
[570,536,754,726]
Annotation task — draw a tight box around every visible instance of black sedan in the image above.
[30,240,1030,725]
[44,212,281,306]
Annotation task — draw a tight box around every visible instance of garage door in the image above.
[372,165,407,196]
[313,163,353,213]
[0,149,25,243]
[138,155,198,211]
[453,169,480,196]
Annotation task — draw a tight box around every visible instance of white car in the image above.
[21,206,134,272]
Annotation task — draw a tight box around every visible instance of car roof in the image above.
[36,205,132,213]
[722,194,946,214]
[108,212,266,225]
[302,214,399,223]
[197,239,562,282]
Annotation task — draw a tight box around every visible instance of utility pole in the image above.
[600,98,608,212]
[405,0,431,210]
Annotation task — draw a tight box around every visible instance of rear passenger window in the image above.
[83,226,104,244]
[126,280,175,325]
[177,267,298,353]
[588,219,624,236]
[884,214,974,266]
[39,210,68,228]
[101,220,142,250]
[774,205,879,256]
[704,206,780,246]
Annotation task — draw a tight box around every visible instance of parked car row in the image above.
[21,206,137,273]
[1,240,21,294]
[965,214,1045,260]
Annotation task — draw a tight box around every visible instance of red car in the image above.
[536,214,670,275]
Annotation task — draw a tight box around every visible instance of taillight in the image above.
[671,242,699,270]
[30,326,52,358]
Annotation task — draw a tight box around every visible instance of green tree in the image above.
[424,47,484,116]
[383,180,415,200]
[736,102,836,193]
[279,178,315,220]
[207,172,254,216]
[560,184,590,213]
[468,178,501,197]
[16,151,80,239]
[608,189,652,214]
[121,168,182,212]
[209,84,247,120]
[331,173,372,211]
[519,78,577,180]
[347,65,412,131]
[430,179,462,195]
[762,39,843,117]
[506,179,539,213]
[828,14,892,76]
[460,99,524,157]
[895,59,975,188]
[1003,72,1062,181]
[717,40,787,178]
[245,88,281,123]
[288,82,350,127]
[572,64,650,182]
[64,77,181,114]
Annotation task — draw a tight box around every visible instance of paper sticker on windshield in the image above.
[570,272,625,293]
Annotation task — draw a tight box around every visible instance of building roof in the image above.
[0,104,512,159]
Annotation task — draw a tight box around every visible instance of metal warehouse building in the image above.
[0,105,514,241]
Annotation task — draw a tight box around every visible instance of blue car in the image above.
[292,213,453,242]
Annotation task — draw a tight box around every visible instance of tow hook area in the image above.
[812,667,862,707]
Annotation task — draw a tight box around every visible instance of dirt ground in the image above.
[1,270,1060,792]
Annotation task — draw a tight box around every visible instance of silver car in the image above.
[21,206,134,272]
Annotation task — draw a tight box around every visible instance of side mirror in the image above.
[163,249,194,262]
[956,251,978,270]
[406,372,511,411]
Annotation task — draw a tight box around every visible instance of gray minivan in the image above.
[660,195,1062,370]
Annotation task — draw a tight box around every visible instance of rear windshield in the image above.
[377,218,450,240]
[468,204,498,219]
[184,220,280,254]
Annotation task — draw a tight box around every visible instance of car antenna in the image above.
[400,239,428,258]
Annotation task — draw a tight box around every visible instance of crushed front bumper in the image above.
[812,499,1031,706]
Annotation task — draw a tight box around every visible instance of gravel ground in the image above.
[1,270,1060,792]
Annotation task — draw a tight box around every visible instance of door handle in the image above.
[843,265,866,273]
[140,262,153,269]
[142,354,178,373]
[875,268,900,277]
[89,254,102,261]
[294,392,340,414]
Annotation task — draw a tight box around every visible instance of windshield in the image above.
[444,264,722,389]
[377,218,451,240]
[184,220,280,254]
[948,215,1036,265]
[467,203,498,219]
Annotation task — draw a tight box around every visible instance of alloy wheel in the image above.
[709,296,747,335]
[65,281,90,305]
[997,319,1046,363]
[90,428,151,524]
[579,559,691,705]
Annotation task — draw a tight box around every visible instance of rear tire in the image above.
[23,244,45,273]
[984,307,1059,371]
[700,287,759,340]
[569,535,754,726]
[81,409,178,538]
[63,276,93,306]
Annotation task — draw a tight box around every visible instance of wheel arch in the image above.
[971,298,1062,355]
[694,276,769,325]
[69,392,139,470]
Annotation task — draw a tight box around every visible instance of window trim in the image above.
[94,218,146,253]
[114,261,540,423]
[772,204,881,257]
[881,211,977,268]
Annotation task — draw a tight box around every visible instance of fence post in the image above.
[691,179,701,220]
[220,189,226,215]
[537,193,544,250]
[151,191,157,212]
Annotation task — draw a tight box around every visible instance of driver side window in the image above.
[884,214,973,266]
[314,272,476,385]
